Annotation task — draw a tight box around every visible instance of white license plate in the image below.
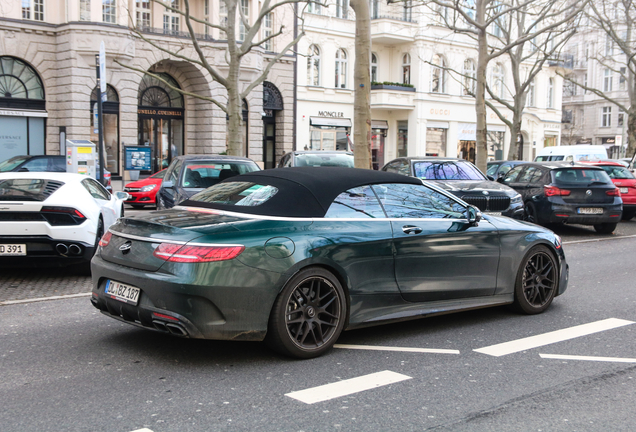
[0,244,26,256]
[105,280,141,305]
[620,187,629,194]
[578,207,603,214]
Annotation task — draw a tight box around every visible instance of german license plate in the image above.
[578,207,603,214]
[620,187,629,194]
[0,244,26,256]
[105,280,141,305]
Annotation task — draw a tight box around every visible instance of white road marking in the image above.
[334,344,460,354]
[474,318,634,357]
[563,234,636,245]
[130,429,154,432]
[0,292,92,306]
[540,353,636,363]
[285,370,412,404]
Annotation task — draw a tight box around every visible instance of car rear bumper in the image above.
[0,235,94,267]
[546,202,623,225]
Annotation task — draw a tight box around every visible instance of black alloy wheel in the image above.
[523,202,539,225]
[267,267,347,359]
[594,222,618,234]
[512,245,558,314]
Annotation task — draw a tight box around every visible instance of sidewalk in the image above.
[0,268,92,304]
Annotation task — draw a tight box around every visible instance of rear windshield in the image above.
[189,182,278,206]
[413,161,486,180]
[0,179,65,201]
[0,156,29,172]
[181,162,259,188]
[552,168,613,186]
[295,154,354,167]
[598,165,635,180]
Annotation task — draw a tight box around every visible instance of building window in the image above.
[547,77,554,108]
[371,53,378,83]
[403,0,412,21]
[602,106,612,127]
[336,0,348,19]
[527,79,535,106]
[402,53,411,85]
[307,45,320,86]
[262,12,273,51]
[204,0,209,36]
[102,0,116,23]
[605,36,613,56]
[163,0,180,34]
[22,0,44,21]
[335,49,348,88]
[219,0,227,39]
[463,59,476,96]
[370,0,378,19]
[136,0,151,29]
[584,73,588,93]
[563,78,576,97]
[619,108,625,126]
[492,63,504,98]
[239,0,249,41]
[308,0,321,14]
[619,67,626,91]
[80,0,91,21]
[431,54,446,93]
[604,69,613,92]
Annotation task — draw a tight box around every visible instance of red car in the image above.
[581,160,636,220]
[123,169,166,209]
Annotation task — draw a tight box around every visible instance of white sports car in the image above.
[0,172,128,270]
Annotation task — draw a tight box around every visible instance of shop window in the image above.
[91,85,120,175]
[309,126,349,151]
[397,121,408,157]
[426,127,447,157]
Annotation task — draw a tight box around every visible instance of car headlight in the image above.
[140,184,157,192]
[510,193,522,204]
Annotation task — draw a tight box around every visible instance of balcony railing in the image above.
[137,26,215,41]
[371,14,417,24]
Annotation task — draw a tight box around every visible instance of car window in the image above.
[383,161,402,174]
[168,159,183,184]
[82,178,111,200]
[181,162,259,188]
[151,170,166,179]
[498,164,516,177]
[413,161,486,180]
[600,165,635,179]
[529,168,544,183]
[502,166,525,184]
[20,158,48,172]
[486,163,500,177]
[294,154,354,167]
[189,182,278,206]
[49,158,66,172]
[0,156,30,172]
[517,167,538,183]
[0,178,65,201]
[552,168,613,185]
[372,183,465,219]
[324,186,386,218]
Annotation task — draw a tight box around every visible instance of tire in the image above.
[93,218,104,256]
[131,204,145,210]
[120,204,125,217]
[523,202,541,225]
[512,245,558,315]
[621,210,635,221]
[594,222,617,234]
[266,267,347,359]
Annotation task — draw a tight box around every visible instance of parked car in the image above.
[499,162,623,233]
[91,167,567,359]
[0,154,112,192]
[156,155,261,210]
[534,145,608,162]
[381,157,524,219]
[277,150,355,168]
[487,160,525,179]
[0,172,128,271]
[579,160,636,220]
[124,169,167,209]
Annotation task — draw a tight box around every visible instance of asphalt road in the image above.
[1,217,636,431]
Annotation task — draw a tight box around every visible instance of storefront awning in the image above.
[310,117,352,127]
[371,120,389,130]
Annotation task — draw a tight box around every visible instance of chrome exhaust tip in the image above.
[68,244,82,255]
[55,243,69,255]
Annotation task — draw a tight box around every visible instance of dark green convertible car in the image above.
[91,167,568,358]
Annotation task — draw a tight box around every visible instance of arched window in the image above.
[307,45,321,86]
[431,54,446,93]
[138,73,184,108]
[371,53,378,83]
[0,56,45,108]
[335,49,347,89]
[402,53,411,85]
[547,77,554,108]
[492,63,504,98]
[462,59,476,96]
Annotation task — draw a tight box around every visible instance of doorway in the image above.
[140,117,183,172]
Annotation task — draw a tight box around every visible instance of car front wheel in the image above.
[593,223,617,234]
[512,245,558,315]
[266,267,347,359]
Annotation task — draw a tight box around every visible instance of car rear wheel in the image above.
[512,245,558,315]
[266,267,347,359]
[593,222,617,234]
[523,202,540,225]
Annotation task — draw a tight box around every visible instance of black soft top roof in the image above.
[180,167,422,217]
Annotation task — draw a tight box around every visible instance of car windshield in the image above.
[413,161,486,180]
[295,154,354,167]
[552,168,613,186]
[0,156,29,172]
[189,182,278,206]
[151,170,166,179]
[181,161,259,188]
[0,178,65,201]
[599,165,635,180]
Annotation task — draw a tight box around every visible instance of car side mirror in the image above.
[487,175,495,181]
[162,180,174,188]
[496,175,505,183]
[115,191,129,200]
[467,205,482,226]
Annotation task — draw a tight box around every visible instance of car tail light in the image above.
[606,188,620,196]
[98,231,112,247]
[153,243,245,263]
[40,206,87,225]
[544,185,571,197]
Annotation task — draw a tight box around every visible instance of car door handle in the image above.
[402,225,422,235]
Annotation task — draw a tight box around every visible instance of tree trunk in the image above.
[474,0,489,173]
[226,0,244,156]
[507,102,523,161]
[350,0,372,169]
[627,109,636,158]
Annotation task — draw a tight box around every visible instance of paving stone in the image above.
[0,268,92,303]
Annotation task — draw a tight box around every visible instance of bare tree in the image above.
[559,0,636,157]
[419,0,584,171]
[349,0,372,168]
[120,0,305,156]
